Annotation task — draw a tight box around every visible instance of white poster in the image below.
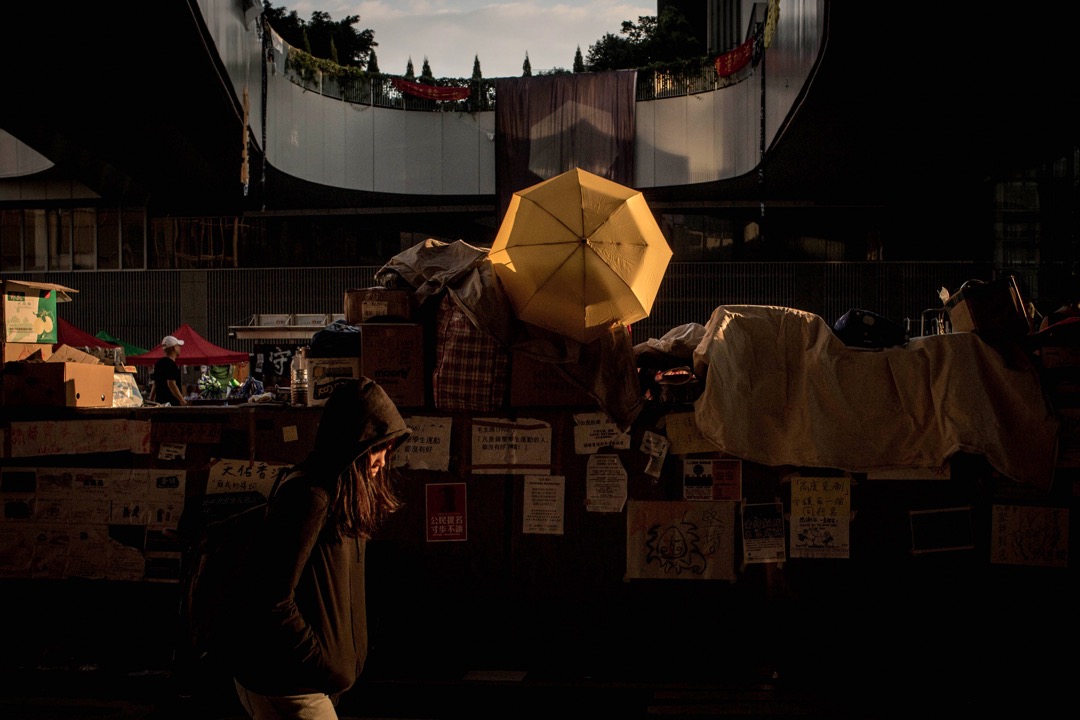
[394,416,452,471]
[522,475,565,535]
[585,454,627,513]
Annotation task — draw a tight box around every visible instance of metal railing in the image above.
[277,46,737,112]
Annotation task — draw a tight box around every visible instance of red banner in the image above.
[713,35,755,78]
[391,77,470,101]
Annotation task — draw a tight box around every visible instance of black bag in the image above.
[832,309,907,349]
[178,469,293,670]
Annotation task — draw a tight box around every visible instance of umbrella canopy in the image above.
[54,317,119,350]
[127,323,249,366]
[95,330,150,358]
[488,167,672,344]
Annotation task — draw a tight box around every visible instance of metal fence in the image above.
[14,261,999,360]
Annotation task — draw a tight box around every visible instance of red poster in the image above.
[425,482,467,542]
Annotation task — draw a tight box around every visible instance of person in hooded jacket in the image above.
[227,377,410,719]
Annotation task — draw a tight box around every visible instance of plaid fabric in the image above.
[432,293,509,411]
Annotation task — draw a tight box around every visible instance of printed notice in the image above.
[585,454,627,513]
[682,458,742,501]
[394,416,452,471]
[470,418,551,474]
[741,501,787,564]
[789,475,850,559]
[426,482,468,542]
[573,412,630,454]
[523,475,565,535]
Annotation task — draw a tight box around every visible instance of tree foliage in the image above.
[471,55,483,81]
[573,46,585,73]
[420,57,434,82]
[262,1,376,68]
[585,5,704,71]
[522,52,532,77]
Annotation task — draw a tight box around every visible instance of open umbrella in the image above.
[487,167,672,344]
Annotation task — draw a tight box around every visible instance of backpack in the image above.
[177,469,295,678]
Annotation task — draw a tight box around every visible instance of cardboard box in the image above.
[345,288,412,324]
[361,324,425,407]
[509,352,591,407]
[944,277,1031,342]
[1,280,77,344]
[1,342,53,363]
[3,361,114,407]
[306,357,360,406]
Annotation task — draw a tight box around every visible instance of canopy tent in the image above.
[127,323,249,366]
[95,330,150,358]
[54,317,119,350]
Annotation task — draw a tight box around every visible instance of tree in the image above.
[573,46,585,73]
[420,57,434,82]
[404,57,415,80]
[262,1,377,68]
[522,51,532,77]
[585,6,704,71]
[471,55,482,82]
[367,49,380,74]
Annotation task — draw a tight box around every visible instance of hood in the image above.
[309,377,411,473]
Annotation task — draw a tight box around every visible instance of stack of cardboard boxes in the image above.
[302,288,425,408]
[303,286,589,412]
[1,280,118,408]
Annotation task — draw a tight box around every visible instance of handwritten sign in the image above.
[572,412,630,454]
[470,418,551,474]
[626,500,735,580]
[394,416,452,471]
[789,475,850,559]
[206,458,288,497]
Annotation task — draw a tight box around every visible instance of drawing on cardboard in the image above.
[626,500,735,580]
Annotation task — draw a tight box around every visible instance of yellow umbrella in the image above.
[488,168,673,344]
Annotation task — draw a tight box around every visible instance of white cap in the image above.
[162,335,185,348]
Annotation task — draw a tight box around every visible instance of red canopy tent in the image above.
[127,323,249,366]
[54,317,119,350]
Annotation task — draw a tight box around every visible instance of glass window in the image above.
[97,207,120,269]
[122,208,146,269]
[48,208,72,271]
[73,208,96,269]
[24,209,46,271]
[1,209,21,272]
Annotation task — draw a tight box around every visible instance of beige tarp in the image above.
[692,305,1059,491]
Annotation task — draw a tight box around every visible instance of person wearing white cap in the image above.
[151,335,187,406]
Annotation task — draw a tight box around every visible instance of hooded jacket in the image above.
[228,377,410,698]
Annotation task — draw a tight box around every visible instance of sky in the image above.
[280,1,654,79]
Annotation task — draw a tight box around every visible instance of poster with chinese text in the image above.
[789,475,850,559]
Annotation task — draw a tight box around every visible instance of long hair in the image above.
[327,441,404,540]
